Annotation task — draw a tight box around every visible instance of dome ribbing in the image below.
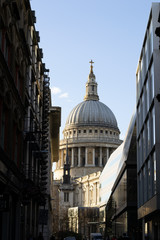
[65,100,118,130]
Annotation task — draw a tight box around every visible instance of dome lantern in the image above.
[84,60,99,101]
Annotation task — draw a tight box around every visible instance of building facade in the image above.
[0,1,59,240]
[136,3,160,240]
[99,113,138,239]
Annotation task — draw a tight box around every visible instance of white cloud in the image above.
[59,92,69,98]
[51,86,62,95]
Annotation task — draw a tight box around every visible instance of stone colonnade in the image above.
[57,146,113,169]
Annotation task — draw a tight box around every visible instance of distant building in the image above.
[52,61,122,238]
[54,61,121,181]
[136,3,160,239]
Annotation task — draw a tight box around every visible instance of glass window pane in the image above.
[148,20,153,62]
[149,63,154,104]
[148,159,151,199]
[153,152,156,194]
[143,165,147,203]
[147,119,150,153]
[152,107,155,145]
[136,71,140,103]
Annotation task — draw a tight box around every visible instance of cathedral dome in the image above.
[64,60,119,132]
[65,100,118,130]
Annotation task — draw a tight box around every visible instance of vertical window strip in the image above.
[153,152,156,195]
[148,159,151,199]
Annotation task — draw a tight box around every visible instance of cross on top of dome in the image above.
[89,60,94,73]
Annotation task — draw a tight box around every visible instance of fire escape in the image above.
[22,63,50,206]
[40,67,50,198]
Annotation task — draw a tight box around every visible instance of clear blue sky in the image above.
[30,0,156,140]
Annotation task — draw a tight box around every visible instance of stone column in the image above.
[71,148,74,167]
[85,147,88,166]
[95,182,97,205]
[93,148,95,166]
[78,147,81,167]
[100,147,102,166]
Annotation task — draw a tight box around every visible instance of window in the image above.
[92,85,94,91]
[148,19,153,62]
[150,106,155,147]
[148,159,151,199]
[64,192,69,202]
[83,130,86,133]
[153,152,156,195]
[143,39,148,77]
[74,130,76,134]
[89,129,92,133]
[100,130,103,134]
[15,67,23,97]
[110,131,112,135]
[146,118,150,155]
[137,103,141,134]
[95,129,98,133]
[152,107,155,145]
[141,93,145,123]
[105,130,108,134]
[145,79,149,113]
[149,64,154,104]
[95,157,98,166]
[142,129,145,162]
[142,167,146,203]
[136,69,141,103]
[78,130,81,133]
[138,137,142,169]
